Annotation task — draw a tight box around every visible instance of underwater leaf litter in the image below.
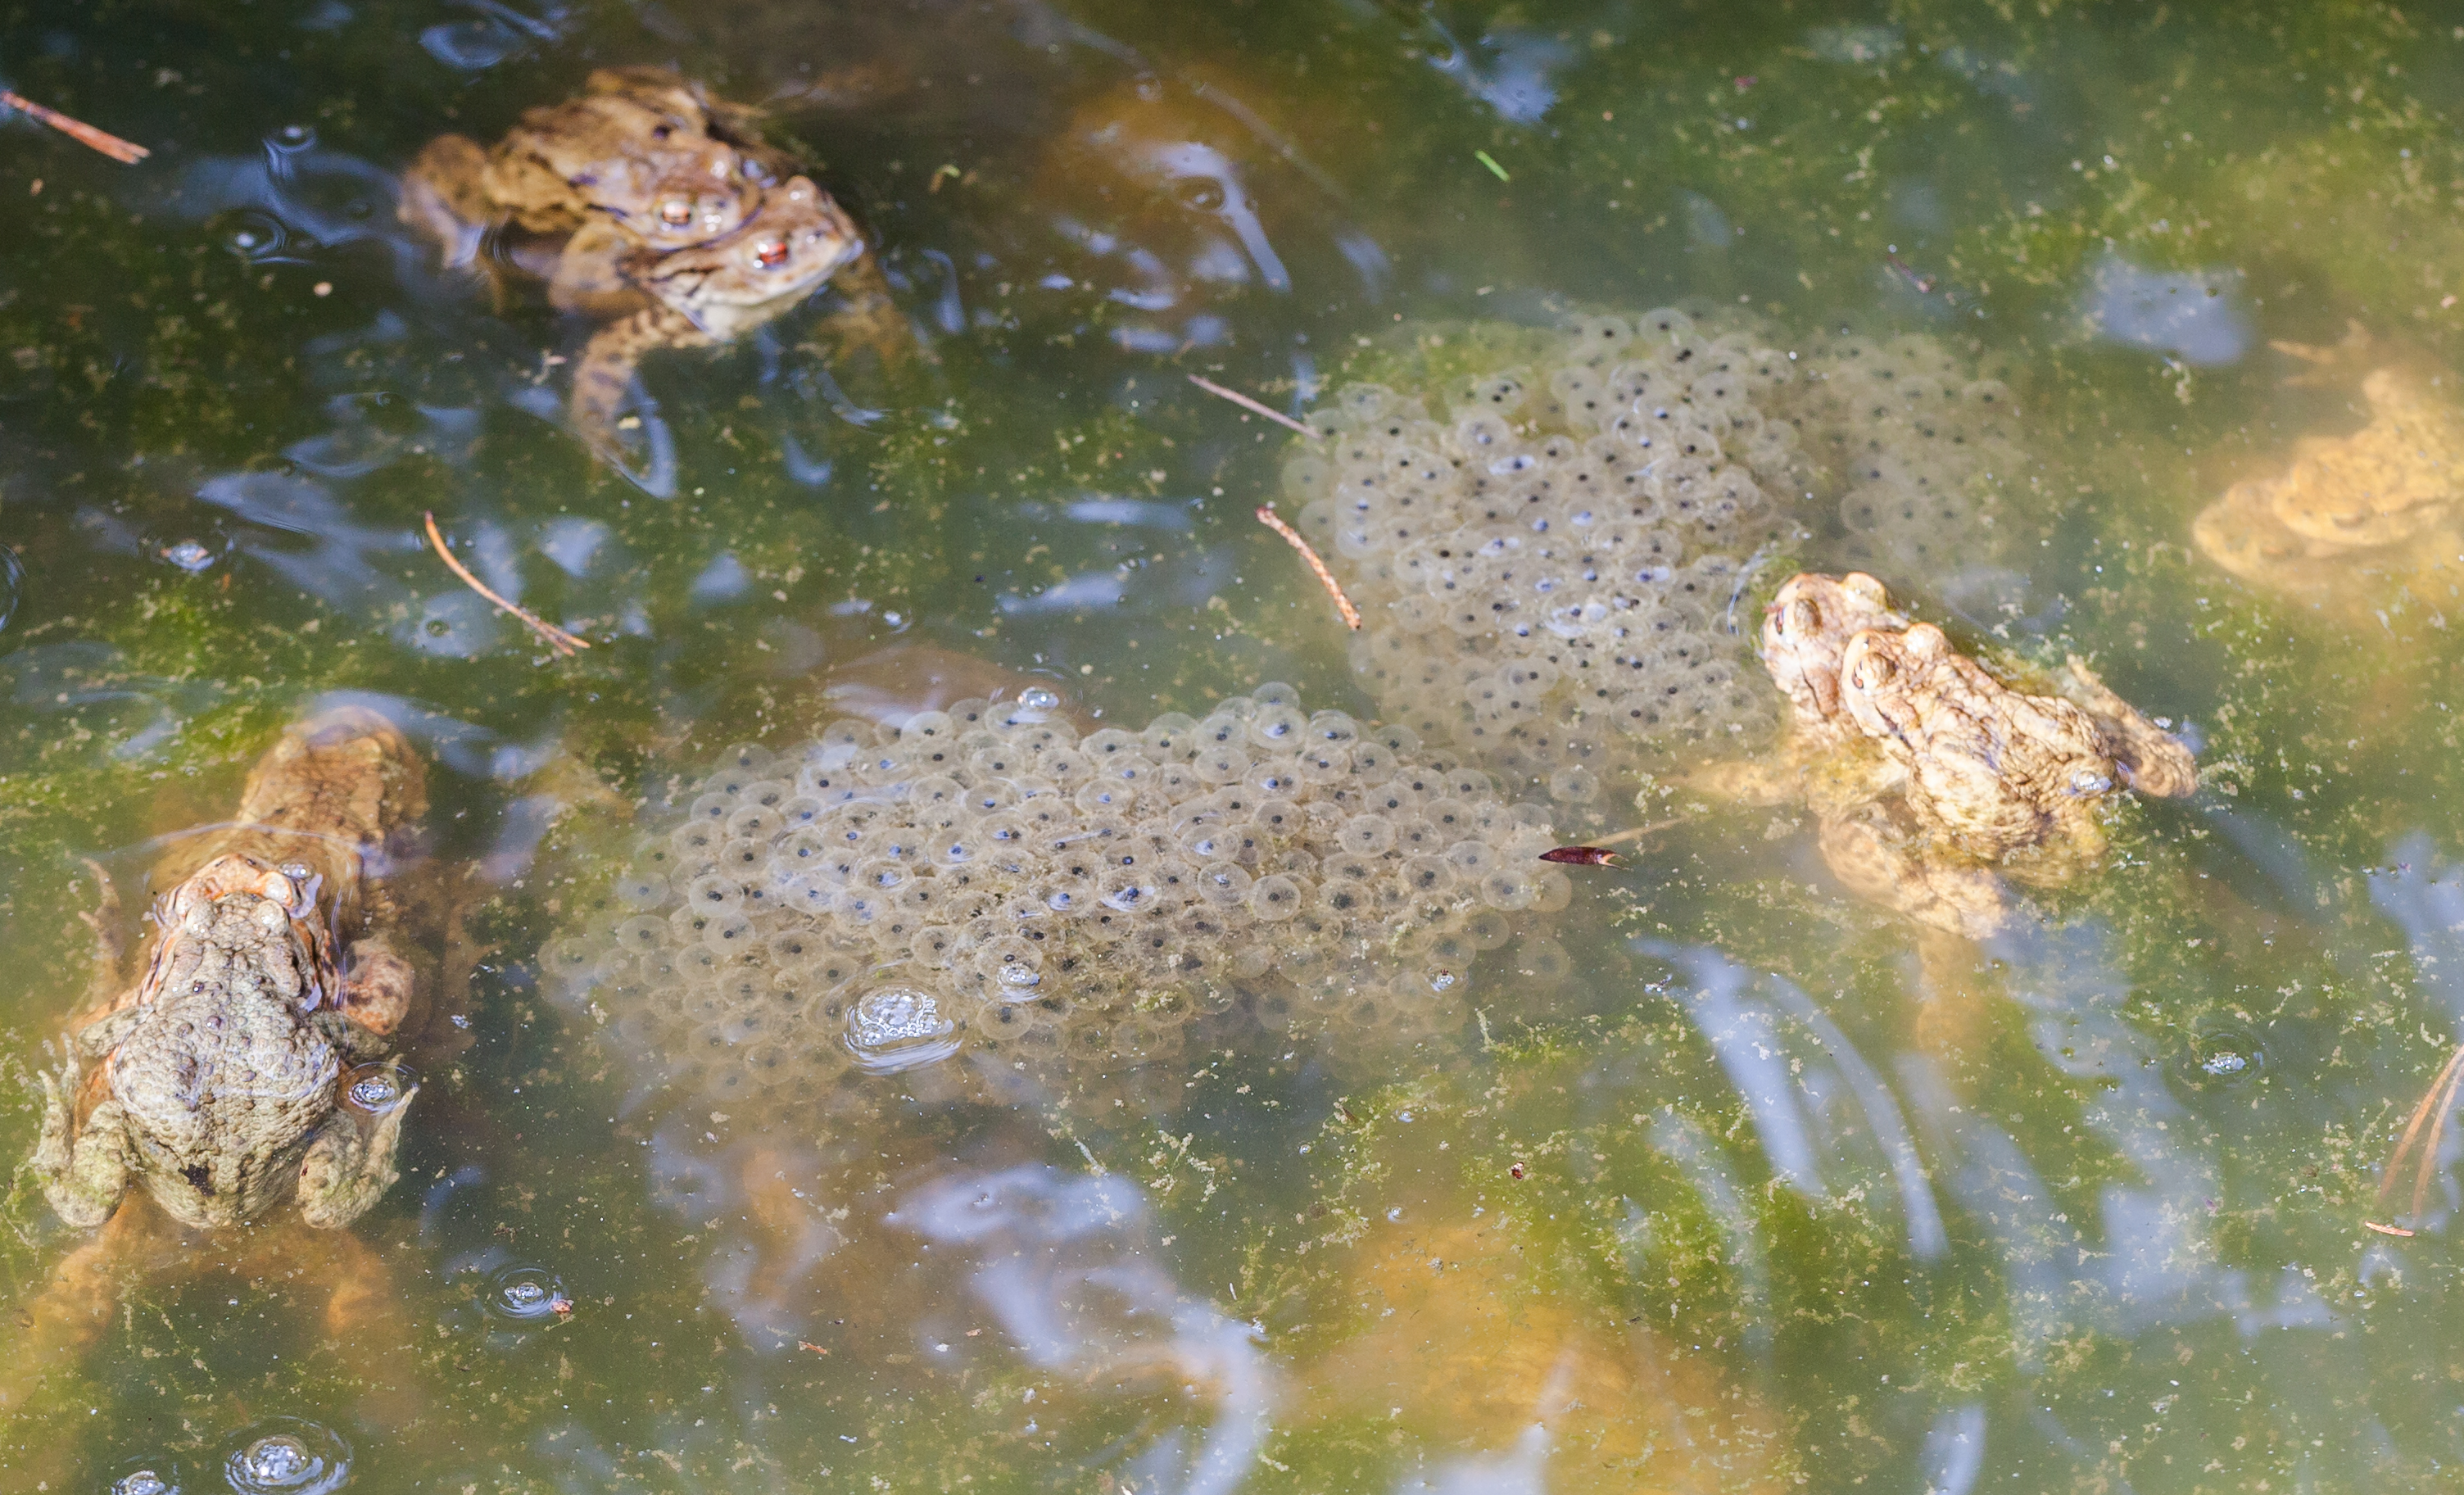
[10,0,2464,1488]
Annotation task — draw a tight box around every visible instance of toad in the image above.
[399,66,792,267]
[397,68,909,463]
[29,705,432,1230]
[565,174,868,455]
[1702,572,2197,937]
[5,707,440,1426]
[2193,324,2464,618]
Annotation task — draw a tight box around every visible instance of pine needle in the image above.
[423,512,591,657]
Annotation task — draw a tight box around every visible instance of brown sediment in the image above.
[1255,504,1361,630]
[423,511,591,656]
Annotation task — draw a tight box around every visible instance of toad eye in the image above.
[754,238,790,270]
[1781,599,1817,637]
[659,198,693,226]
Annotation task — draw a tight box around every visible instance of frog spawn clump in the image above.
[537,687,1571,1117]
[1289,307,2026,813]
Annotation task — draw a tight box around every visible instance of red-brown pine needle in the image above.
[2367,1040,2464,1237]
[1255,505,1361,630]
[423,512,591,657]
[2,90,148,164]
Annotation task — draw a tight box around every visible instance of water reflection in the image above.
[169,139,421,280]
[13,1,2464,1488]
[894,1164,1275,1495]
[0,641,216,766]
[1037,70,1385,352]
[1645,941,1947,1262]
[2072,249,2253,365]
[419,0,568,71]
[193,470,422,613]
[1374,3,1574,125]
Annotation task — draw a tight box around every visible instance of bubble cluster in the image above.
[483,1264,573,1323]
[541,687,1569,1118]
[1286,308,2023,810]
[220,1420,351,1495]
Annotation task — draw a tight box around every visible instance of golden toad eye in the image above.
[659,198,693,226]
[1782,599,1816,637]
[754,238,790,270]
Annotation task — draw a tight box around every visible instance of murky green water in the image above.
[10,0,2464,1489]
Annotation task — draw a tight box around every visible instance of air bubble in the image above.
[845,984,960,1072]
[341,1062,414,1115]
[162,538,218,573]
[221,1420,351,1495]
[106,1455,188,1495]
[483,1264,573,1323]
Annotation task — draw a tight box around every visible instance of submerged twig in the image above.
[1188,374,1321,440]
[1583,815,1689,849]
[1,90,149,164]
[1254,505,1361,630]
[422,512,590,657]
[2367,1041,2464,1236]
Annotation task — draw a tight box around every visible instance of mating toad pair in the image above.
[1715,572,2199,938]
[401,67,900,460]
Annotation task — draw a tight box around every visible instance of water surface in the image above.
[6,1,2464,1489]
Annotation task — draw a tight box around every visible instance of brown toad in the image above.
[2193,325,2464,618]
[1705,571,2196,936]
[566,174,871,453]
[397,68,912,467]
[29,706,431,1231]
[399,66,789,265]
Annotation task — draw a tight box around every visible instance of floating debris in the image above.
[1256,503,1362,629]
[1539,845,1622,867]
[422,511,591,656]
[1,88,150,163]
[1189,373,1322,439]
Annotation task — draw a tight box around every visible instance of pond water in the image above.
[6,0,2464,1489]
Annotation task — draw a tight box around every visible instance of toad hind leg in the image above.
[336,932,420,1041]
[808,251,930,371]
[29,1067,138,1230]
[570,306,710,462]
[296,1081,419,1230]
[73,857,129,1013]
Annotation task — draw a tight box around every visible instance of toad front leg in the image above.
[296,1080,419,1229]
[29,1055,138,1230]
[570,306,709,463]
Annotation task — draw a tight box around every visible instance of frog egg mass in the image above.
[540,689,1569,1118]
[1289,308,2024,810]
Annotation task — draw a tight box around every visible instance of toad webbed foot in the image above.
[29,1055,138,1230]
[296,1080,418,1230]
